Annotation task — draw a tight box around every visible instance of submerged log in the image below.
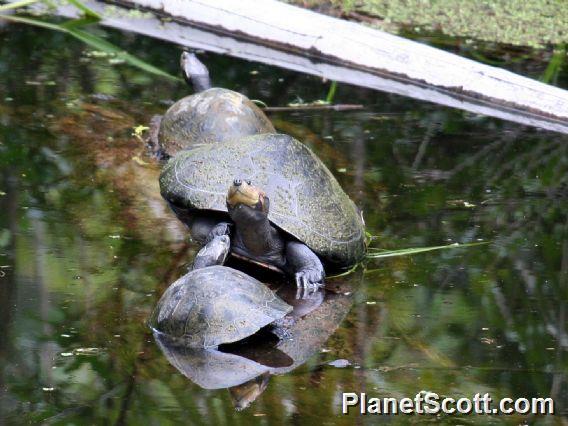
[25,0,568,133]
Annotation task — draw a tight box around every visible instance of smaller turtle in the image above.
[152,272,356,410]
[149,265,295,348]
[153,52,275,158]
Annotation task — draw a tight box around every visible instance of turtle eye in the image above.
[246,180,252,185]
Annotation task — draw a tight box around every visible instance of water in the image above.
[0,23,567,424]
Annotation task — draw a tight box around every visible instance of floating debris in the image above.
[61,348,104,357]
[74,347,104,356]
[447,199,477,208]
[132,155,150,166]
[109,58,126,65]
[132,124,149,139]
[328,359,351,368]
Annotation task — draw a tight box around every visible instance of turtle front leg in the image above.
[205,222,232,244]
[147,115,163,157]
[192,235,231,269]
[192,222,233,269]
[285,241,325,297]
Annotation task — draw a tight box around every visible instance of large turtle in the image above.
[154,52,275,158]
[149,265,295,348]
[159,133,366,291]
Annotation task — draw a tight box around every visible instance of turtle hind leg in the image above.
[285,241,325,298]
[192,235,231,270]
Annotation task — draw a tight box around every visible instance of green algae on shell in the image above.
[160,133,366,267]
[158,88,275,156]
[150,266,292,348]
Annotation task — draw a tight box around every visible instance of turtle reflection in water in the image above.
[152,273,353,411]
[151,52,275,158]
[159,134,366,292]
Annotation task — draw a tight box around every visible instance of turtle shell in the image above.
[160,133,366,267]
[158,88,275,156]
[149,266,292,348]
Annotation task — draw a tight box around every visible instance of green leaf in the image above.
[66,0,102,19]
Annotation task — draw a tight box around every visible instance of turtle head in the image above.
[229,373,270,411]
[180,51,211,92]
[226,179,270,221]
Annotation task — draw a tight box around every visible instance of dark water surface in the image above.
[1,24,567,425]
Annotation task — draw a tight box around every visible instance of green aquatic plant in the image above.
[295,0,568,49]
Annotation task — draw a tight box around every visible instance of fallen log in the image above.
[19,0,568,134]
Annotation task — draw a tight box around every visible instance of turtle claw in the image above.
[206,222,232,244]
[294,272,324,300]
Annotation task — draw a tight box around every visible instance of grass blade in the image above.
[0,14,181,82]
[0,13,63,30]
[365,241,488,259]
[325,81,337,103]
[70,27,181,81]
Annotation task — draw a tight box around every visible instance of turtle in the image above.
[159,133,366,291]
[152,271,357,410]
[152,52,275,158]
[149,265,296,348]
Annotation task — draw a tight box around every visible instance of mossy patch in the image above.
[287,0,568,48]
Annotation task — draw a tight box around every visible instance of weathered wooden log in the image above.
[28,0,568,134]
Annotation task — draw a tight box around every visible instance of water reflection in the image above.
[154,276,354,411]
[0,24,566,424]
